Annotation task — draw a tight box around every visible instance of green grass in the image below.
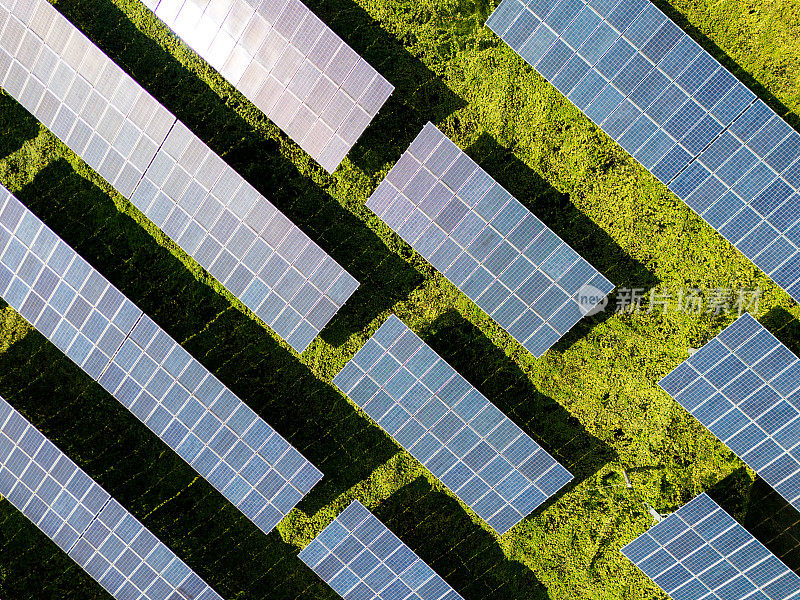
[0,0,799,597]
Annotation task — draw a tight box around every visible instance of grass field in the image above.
[1,0,800,597]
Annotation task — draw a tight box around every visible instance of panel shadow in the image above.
[707,467,800,572]
[48,0,428,345]
[0,93,40,161]
[11,159,399,525]
[423,309,618,493]
[761,306,800,356]
[374,476,551,600]
[302,0,468,172]
[465,133,659,350]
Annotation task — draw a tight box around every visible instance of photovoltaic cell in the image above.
[143,0,394,173]
[366,123,614,358]
[622,493,800,600]
[0,0,358,354]
[298,500,464,600]
[0,185,322,535]
[659,314,800,513]
[0,395,223,600]
[332,315,573,535]
[487,0,800,304]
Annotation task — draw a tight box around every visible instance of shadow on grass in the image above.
[0,159,406,598]
[761,306,800,356]
[464,133,659,351]
[653,0,800,132]
[708,467,800,571]
[52,0,450,345]
[0,94,40,161]
[375,476,551,600]
[423,309,617,492]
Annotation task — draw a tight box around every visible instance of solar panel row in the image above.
[622,493,800,600]
[0,0,358,353]
[130,119,358,353]
[366,123,614,358]
[0,395,224,600]
[660,313,800,514]
[298,500,464,600]
[487,0,800,303]
[0,184,322,535]
[333,314,572,535]
[144,0,394,173]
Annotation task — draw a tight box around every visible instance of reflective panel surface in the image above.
[146,0,394,172]
[333,314,572,534]
[0,185,323,535]
[366,123,613,358]
[622,493,800,599]
[299,500,464,600]
[0,395,224,600]
[0,0,358,353]
[488,0,800,303]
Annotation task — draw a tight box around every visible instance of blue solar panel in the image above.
[0,0,358,353]
[333,315,573,535]
[298,500,464,600]
[0,185,322,535]
[0,395,223,600]
[622,493,800,600]
[487,0,800,304]
[366,123,614,358]
[660,314,800,512]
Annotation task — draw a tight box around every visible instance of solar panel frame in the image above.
[487,0,800,304]
[0,0,358,354]
[660,314,800,513]
[145,0,394,173]
[622,493,800,600]
[366,123,614,358]
[0,184,323,535]
[0,395,224,600]
[298,500,465,600]
[333,314,573,535]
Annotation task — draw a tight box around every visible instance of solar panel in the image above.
[660,314,800,514]
[142,0,394,173]
[622,493,800,600]
[0,395,224,600]
[332,314,573,535]
[0,184,323,535]
[0,0,358,354]
[487,0,800,304]
[365,123,614,358]
[298,500,464,600]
